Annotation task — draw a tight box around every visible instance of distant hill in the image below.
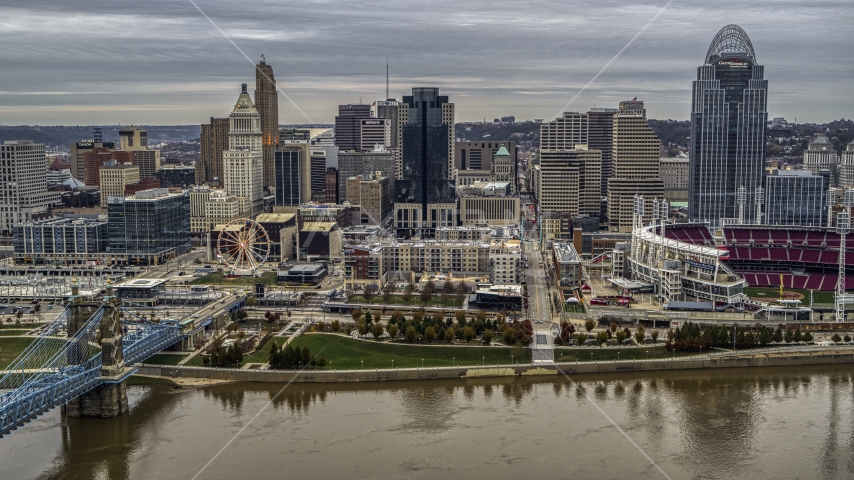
[0,125,200,148]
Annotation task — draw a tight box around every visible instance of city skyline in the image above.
[1,0,851,125]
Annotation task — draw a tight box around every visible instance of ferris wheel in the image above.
[216,218,271,274]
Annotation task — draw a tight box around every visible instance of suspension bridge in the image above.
[0,288,194,439]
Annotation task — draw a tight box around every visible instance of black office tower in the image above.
[334,104,372,152]
[395,88,455,226]
[274,149,305,206]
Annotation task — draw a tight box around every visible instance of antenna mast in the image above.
[386,58,389,99]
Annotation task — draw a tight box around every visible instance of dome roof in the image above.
[705,25,757,65]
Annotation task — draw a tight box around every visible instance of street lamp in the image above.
[452,357,455,367]
[482,356,485,366]
[361,360,363,370]
[421,358,424,369]
[590,352,593,362]
[392,359,394,369]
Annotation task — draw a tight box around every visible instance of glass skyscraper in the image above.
[107,188,190,265]
[395,87,455,217]
[688,25,767,227]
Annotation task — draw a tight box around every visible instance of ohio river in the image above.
[3,365,854,479]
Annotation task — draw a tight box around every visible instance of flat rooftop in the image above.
[114,278,168,289]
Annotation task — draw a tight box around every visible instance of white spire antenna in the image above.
[386,58,389,100]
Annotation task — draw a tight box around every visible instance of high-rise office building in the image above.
[607,100,664,232]
[310,152,327,200]
[334,104,372,152]
[198,117,229,184]
[587,108,619,196]
[346,172,392,225]
[373,99,406,179]
[539,109,603,228]
[99,162,140,207]
[274,147,311,206]
[118,126,161,179]
[540,112,588,150]
[69,128,114,182]
[803,136,838,186]
[0,141,60,235]
[688,25,767,227]
[83,147,115,186]
[373,100,401,149]
[338,149,396,202]
[325,167,339,203]
[360,118,392,151]
[223,84,264,211]
[537,147,602,239]
[764,170,827,227]
[840,140,854,189]
[394,87,456,236]
[107,188,190,265]
[255,58,279,188]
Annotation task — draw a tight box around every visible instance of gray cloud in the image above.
[0,0,851,125]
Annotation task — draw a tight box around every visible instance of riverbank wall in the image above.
[136,348,854,383]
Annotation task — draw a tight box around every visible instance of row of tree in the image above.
[665,322,815,352]
[203,341,243,368]
[361,279,469,306]
[341,308,531,346]
[268,342,327,370]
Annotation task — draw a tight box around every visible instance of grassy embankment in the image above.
[150,335,707,370]
[0,337,36,369]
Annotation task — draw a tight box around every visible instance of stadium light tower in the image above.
[658,199,670,306]
[827,189,836,228]
[737,186,746,225]
[755,187,764,225]
[836,209,849,323]
[837,190,854,322]
[650,198,660,266]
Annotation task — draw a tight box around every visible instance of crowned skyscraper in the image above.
[688,25,768,227]
[223,84,264,214]
[255,57,278,189]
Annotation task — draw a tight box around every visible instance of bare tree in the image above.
[363,284,376,304]
[382,282,394,303]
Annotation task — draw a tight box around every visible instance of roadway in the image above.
[523,239,554,327]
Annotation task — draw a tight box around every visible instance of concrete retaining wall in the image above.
[136,349,854,383]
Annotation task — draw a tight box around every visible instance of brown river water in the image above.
[2,364,854,479]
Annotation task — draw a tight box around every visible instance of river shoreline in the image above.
[136,346,854,384]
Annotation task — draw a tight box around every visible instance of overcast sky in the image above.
[1,0,851,125]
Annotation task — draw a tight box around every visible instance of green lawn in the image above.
[288,333,531,370]
[0,337,36,369]
[190,271,278,286]
[180,336,276,367]
[184,355,206,367]
[141,353,189,365]
[743,287,836,304]
[242,336,277,364]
